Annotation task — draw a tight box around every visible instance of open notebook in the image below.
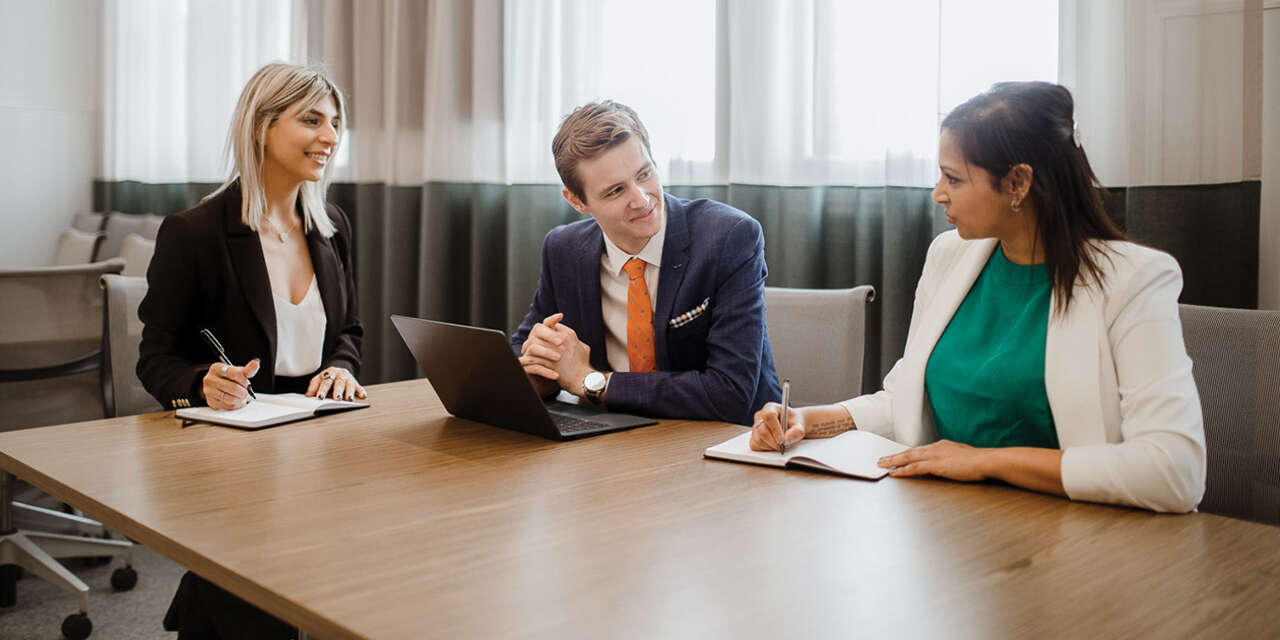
[705,428,909,480]
[175,393,368,430]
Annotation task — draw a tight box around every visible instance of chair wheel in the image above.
[61,612,92,639]
[110,566,138,591]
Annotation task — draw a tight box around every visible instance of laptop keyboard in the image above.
[549,412,612,435]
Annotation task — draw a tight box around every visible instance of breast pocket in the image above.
[666,297,713,364]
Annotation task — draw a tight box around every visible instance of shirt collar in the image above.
[600,201,667,277]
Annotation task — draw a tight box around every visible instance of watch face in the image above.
[584,371,606,392]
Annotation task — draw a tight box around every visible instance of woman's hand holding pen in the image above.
[749,404,859,451]
[202,359,260,410]
[749,402,805,452]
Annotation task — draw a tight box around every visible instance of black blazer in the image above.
[137,183,362,409]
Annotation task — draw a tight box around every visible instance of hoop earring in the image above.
[1011,199,1021,212]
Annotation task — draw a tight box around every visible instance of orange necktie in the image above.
[623,257,656,373]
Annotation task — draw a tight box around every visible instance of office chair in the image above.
[1179,304,1280,526]
[0,260,137,639]
[764,285,876,406]
[100,275,159,418]
[93,213,162,263]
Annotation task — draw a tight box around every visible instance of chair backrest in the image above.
[765,285,875,406]
[101,274,160,418]
[0,259,125,430]
[70,211,108,232]
[52,228,103,266]
[117,233,157,277]
[1179,303,1280,525]
[95,213,162,262]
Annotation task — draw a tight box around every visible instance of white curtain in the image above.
[501,0,1059,188]
[1060,0,1264,187]
[101,0,1064,188]
[101,0,294,183]
[292,0,1060,188]
[1060,0,1268,309]
[295,0,505,184]
[106,1,1268,191]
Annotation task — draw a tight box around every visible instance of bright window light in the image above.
[596,0,718,166]
[939,0,1059,116]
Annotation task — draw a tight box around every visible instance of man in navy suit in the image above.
[512,100,780,425]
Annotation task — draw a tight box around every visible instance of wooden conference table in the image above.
[1,379,1278,639]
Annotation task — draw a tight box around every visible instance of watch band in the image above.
[583,371,608,404]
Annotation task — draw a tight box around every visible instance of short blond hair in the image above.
[552,100,653,201]
[209,62,347,238]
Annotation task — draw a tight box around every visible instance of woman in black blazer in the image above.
[137,181,364,408]
[137,62,363,640]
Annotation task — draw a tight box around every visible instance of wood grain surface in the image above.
[2,379,1277,639]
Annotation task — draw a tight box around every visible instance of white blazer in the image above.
[840,230,1206,513]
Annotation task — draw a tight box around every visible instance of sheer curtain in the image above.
[1061,0,1264,308]
[101,0,293,186]
[501,0,1058,188]
[712,0,1058,383]
[293,0,512,381]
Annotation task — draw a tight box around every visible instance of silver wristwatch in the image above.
[582,371,608,404]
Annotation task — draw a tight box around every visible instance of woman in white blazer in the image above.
[751,82,1206,513]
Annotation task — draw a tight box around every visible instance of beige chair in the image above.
[1179,304,1280,526]
[70,211,108,233]
[51,228,103,266]
[765,285,875,406]
[94,213,162,262]
[116,233,155,277]
[0,259,125,429]
[0,260,136,639]
[101,275,159,418]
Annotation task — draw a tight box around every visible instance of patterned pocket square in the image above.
[669,297,711,328]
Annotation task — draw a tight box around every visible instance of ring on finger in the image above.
[321,370,334,380]
[220,364,229,375]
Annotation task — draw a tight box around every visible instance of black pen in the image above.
[778,378,791,455]
[200,328,257,400]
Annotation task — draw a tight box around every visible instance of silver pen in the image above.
[200,328,257,400]
[778,378,791,455]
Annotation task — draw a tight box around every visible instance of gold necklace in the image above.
[262,215,300,244]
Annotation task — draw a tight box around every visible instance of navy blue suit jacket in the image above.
[512,194,781,425]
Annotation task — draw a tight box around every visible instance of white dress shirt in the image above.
[599,210,667,373]
[272,276,327,376]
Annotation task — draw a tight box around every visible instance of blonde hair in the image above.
[552,100,652,201]
[209,62,347,238]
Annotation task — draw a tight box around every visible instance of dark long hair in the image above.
[941,81,1124,314]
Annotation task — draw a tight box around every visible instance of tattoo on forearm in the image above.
[806,416,854,438]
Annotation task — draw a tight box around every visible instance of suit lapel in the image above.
[306,226,342,357]
[893,237,994,446]
[1045,280,1107,448]
[912,238,996,360]
[576,227,609,371]
[223,189,278,368]
[653,194,689,371]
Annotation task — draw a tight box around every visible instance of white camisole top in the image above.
[273,277,327,376]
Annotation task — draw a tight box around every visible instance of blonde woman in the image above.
[137,62,363,639]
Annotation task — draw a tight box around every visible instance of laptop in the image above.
[390,315,658,440]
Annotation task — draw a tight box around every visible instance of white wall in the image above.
[0,0,101,269]
[1261,4,1280,309]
